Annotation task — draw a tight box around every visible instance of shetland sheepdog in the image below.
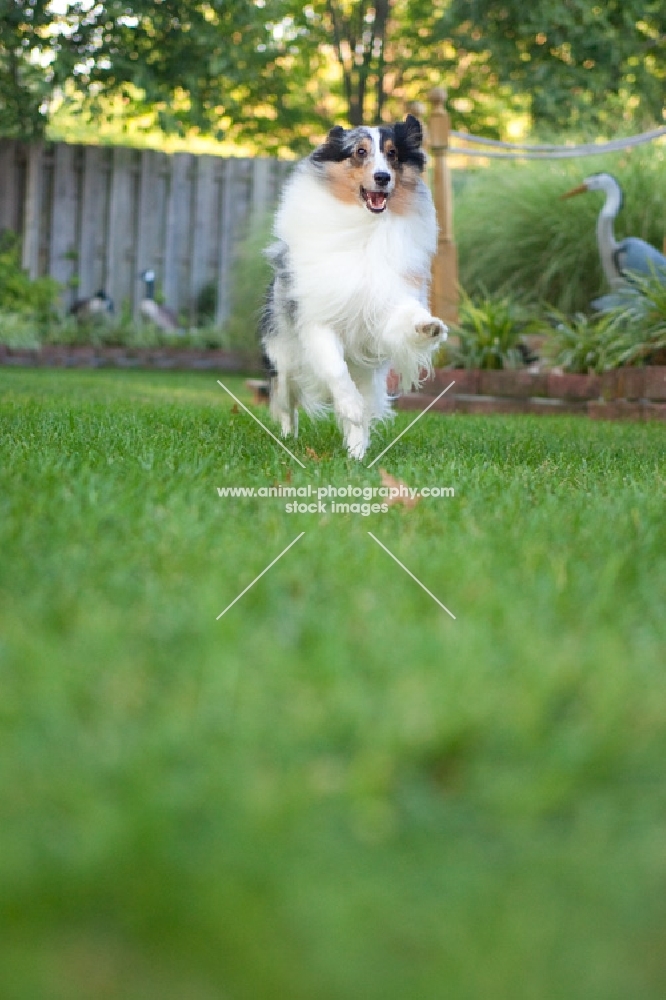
[261,114,447,460]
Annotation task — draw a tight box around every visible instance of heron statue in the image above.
[561,172,666,310]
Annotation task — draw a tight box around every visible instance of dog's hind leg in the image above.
[270,371,298,438]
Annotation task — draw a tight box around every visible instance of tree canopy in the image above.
[0,0,664,149]
[442,0,666,132]
[0,0,75,138]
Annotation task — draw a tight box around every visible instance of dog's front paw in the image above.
[345,423,367,461]
[415,316,448,342]
[280,412,294,437]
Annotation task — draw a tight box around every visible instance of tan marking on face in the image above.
[325,160,362,205]
[386,165,421,216]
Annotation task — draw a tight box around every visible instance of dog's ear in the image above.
[393,114,426,170]
[311,125,350,164]
[404,114,423,147]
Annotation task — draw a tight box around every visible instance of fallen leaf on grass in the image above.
[306,447,322,461]
[379,468,420,509]
[272,467,293,490]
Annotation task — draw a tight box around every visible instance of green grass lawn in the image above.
[1,367,666,1000]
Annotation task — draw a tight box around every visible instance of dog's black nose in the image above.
[374,171,391,188]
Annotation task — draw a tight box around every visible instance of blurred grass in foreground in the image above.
[1,369,665,1000]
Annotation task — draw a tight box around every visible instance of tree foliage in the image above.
[441,0,666,131]
[300,0,393,126]
[64,1,328,153]
[0,0,72,138]
[0,0,664,148]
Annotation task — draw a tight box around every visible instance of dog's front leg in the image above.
[305,324,368,458]
[308,325,364,426]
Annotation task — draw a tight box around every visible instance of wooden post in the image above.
[428,88,458,325]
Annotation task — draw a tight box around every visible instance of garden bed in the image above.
[0,343,261,373]
[4,348,665,422]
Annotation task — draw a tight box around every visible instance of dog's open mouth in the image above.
[361,188,388,214]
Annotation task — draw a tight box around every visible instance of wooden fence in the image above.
[0,139,292,324]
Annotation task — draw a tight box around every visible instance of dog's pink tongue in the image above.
[370,193,385,209]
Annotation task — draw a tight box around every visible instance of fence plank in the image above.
[216,158,236,324]
[134,149,161,318]
[163,152,192,317]
[78,145,108,300]
[106,146,135,313]
[189,155,216,325]
[50,144,79,306]
[21,143,45,278]
[251,157,272,222]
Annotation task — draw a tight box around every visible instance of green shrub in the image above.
[0,233,60,321]
[195,280,218,326]
[38,314,256,352]
[603,272,666,365]
[445,289,530,369]
[616,269,666,334]
[222,214,274,354]
[544,311,633,373]
[454,145,666,313]
[0,311,41,348]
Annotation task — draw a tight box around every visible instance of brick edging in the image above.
[398,392,666,421]
[392,367,666,421]
[3,350,666,422]
[426,367,666,402]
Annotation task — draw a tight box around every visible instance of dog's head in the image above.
[310,115,426,215]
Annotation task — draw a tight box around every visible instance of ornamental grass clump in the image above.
[455,145,666,312]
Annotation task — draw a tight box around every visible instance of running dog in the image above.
[262,114,447,460]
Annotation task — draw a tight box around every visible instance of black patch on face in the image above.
[392,114,426,172]
[310,126,351,164]
[311,125,382,166]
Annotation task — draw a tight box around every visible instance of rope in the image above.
[445,126,666,159]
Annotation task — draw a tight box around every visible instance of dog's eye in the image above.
[356,146,367,158]
[386,148,397,161]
